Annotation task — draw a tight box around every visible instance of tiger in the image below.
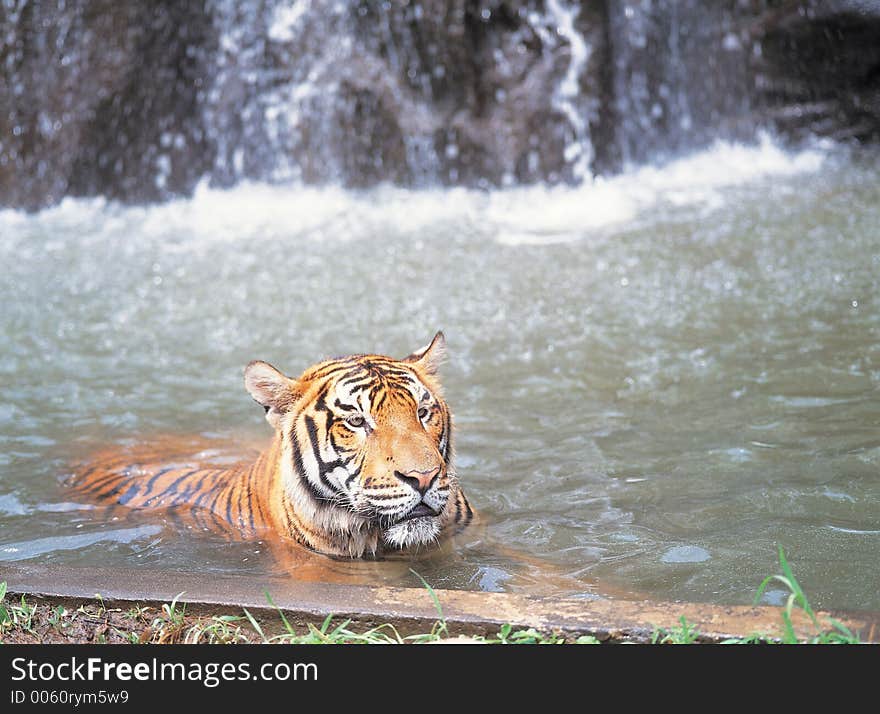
[69,332,474,558]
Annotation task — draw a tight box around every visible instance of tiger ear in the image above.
[403,331,446,375]
[244,360,299,429]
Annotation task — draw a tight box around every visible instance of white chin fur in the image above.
[383,516,441,549]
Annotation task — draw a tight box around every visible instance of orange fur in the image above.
[70,334,474,558]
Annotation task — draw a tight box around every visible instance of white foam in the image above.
[490,134,828,245]
[131,180,479,246]
[0,135,830,249]
[260,136,818,246]
[629,133,826,193]
[268,0,311,42]
[486,181,637,246]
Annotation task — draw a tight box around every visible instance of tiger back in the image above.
[69,332,474,558]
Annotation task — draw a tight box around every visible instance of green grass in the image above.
[182,614,251,644]
[0,547,866,644]
[751,545,861,644]
[0,581,37,635]
[651,616,703,645]
[151,591,188,644]
[650,546,863,644]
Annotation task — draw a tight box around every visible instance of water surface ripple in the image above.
[1,139,878,611]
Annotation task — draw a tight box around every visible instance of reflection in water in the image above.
[0,527,163,562]
[1,139,879,611]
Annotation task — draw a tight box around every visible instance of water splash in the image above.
[545,0,593,181]
[0,135,828,248]
[487,133,827,244]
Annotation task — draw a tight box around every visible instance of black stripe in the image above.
[290,424,329,503]
[75,465,102,481]
[312,385,331,412]
[147,469,200,507]
[204,487,224,517]
[140,466,177,496]
[462,494,473,526]
[225,483,236,529]
[251,466,269,529]
[243,479,255,533]
[442,410,452,461]
[305,414,341,495]
[282,497,309,545]
[344,465,362,487]
[307,361,360,380]
[100,482,129,502]
[78,470,125,496]
[337,372,372,390]
[180,469,219,502]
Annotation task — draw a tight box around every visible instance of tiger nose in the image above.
[394,468,439,496]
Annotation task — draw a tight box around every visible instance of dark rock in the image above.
[599,0,757,171]
[1,0,879,210]
[752,0,880,143]
[66,1,216,203]
[271,0,604,187]
[0,0,214,210]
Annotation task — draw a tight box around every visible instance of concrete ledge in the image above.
[2,563,877,643]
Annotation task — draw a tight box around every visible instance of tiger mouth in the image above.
[396,503,439,522]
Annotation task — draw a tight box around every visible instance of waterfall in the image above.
[544,0,593,182]
[0,0,877,209]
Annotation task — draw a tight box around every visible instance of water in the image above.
[2,137,879,612]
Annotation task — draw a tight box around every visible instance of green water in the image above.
[1,139,879,611]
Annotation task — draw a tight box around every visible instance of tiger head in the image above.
[243,332,455,554]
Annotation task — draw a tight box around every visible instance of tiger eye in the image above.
[346,415,366,428]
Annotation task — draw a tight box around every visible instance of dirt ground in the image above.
[0,592,514,644]
[1,595,276,644]
[3,586,876,645]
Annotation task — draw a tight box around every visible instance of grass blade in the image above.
[0,582,8,626]
[264,590,296,635]
[242,608,267,643]
[777,546,817,625]
[409,569,444,621]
